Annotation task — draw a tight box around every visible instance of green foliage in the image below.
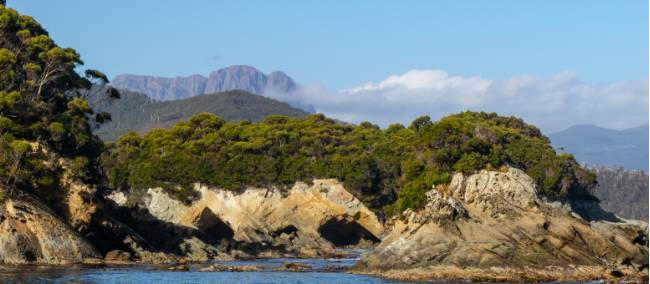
[0,5,115,205]
[87,88,310,141]
[408,115,432,131]
[84,69,108,84]
[104,111,597,214]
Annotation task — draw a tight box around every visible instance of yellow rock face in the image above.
[141,179,384,256]
[0,193,100,264]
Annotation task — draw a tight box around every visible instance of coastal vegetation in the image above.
[0,4,117,206]
[103,111,597,214]
[0,5,647,282]
[0,3,596,218]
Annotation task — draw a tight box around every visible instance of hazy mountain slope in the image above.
[110,74,207,101]
[591,166,648,221]
[111,65,296,101]
[549,124,648,170]
[88,89,309,141]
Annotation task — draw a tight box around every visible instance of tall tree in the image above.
[0,4,117,200]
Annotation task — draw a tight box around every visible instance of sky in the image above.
[11,0,649,132]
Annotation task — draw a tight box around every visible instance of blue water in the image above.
[0,251,420,284]
[0,250,599,283]
[0,264,602,283]
[0,267,410,284]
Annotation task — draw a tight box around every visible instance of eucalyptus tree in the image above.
[0,3,118,200]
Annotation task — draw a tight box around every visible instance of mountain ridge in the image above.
[88,88,309,141]
[549,124,648,171]
[111,65,297,101]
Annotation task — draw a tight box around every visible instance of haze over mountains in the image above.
[112,65,298,101]
[88,88,308,141]
[549,124,648,171]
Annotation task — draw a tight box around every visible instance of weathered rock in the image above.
[0,193,100,264]
[167,264,190,271]
[177,236,221,261]
[141,179,383,257]
[104,249,131,262]
[277,262,312,272]
[94,205,228,263]
[355,265,647,283]
[60,178,97,231]
[105,191,127,207]
[197,264,261,272]
[353,168,649,282]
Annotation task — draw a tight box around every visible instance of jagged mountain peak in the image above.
[111,65,298,102]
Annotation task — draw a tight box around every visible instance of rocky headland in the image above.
[352,168,648,282]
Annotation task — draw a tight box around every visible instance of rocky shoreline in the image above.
[1,169,647,282]
[353,265,648,283]
[352,168,649,282]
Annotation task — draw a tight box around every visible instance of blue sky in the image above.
[12,0,647,88]
[10,1,649,131]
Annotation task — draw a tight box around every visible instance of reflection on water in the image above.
[0,249,416,284]
[0,267,410,284]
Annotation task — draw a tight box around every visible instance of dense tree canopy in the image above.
[0,4,116,202]
[103,111,597,215]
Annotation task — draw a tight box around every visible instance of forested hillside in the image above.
[87,88,309,141]
[103,111,597,214]
[591,166,648,221]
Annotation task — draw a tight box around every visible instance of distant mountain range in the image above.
[549,124,648,171]
[88,88,309,141]
[112,65,297,101]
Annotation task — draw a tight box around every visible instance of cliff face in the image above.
[354,168,648,282]
[0,193,100,264]
[111,65,297,101]
[108,179,383,259]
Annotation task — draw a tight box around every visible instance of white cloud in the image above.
[288,69,648,132]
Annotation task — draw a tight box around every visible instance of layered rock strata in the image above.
[353,168,648,282]
[108,179,384,259]
[0,192,100,264]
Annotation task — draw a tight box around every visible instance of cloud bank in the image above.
[278,70,648,132]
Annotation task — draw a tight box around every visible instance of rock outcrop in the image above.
[353,168,648,282]
[0,192,100,264]
[110,179,383,259]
